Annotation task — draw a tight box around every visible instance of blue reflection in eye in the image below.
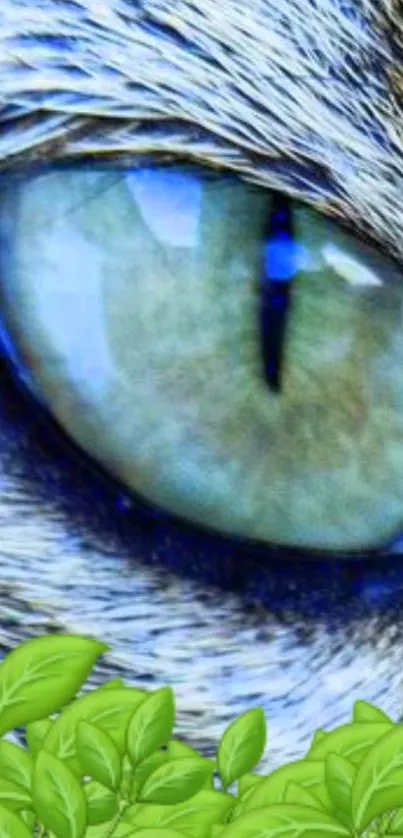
[126,168,202,248]
[264,238,309,281]
[32,230,114,403]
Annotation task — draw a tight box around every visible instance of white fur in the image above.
[0,0,402,260]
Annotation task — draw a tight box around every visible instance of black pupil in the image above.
[260,194,295,392]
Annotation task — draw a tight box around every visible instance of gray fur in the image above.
[1,0,402,260]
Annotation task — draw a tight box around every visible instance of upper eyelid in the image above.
[1,159,400,276]
[0,1,398,267]
[0,132,396,267]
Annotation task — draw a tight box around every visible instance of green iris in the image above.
[0,164,402,552]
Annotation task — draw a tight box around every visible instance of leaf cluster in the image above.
[0,634,401,838]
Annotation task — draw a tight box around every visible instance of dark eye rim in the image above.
[1,342,401,566]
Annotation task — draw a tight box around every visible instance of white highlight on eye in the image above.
[125,168,202,248]
[30,225,114,400]
[321,242,383,287]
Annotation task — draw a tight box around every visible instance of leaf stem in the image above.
[102,769,138,838]
[102,800,131,838]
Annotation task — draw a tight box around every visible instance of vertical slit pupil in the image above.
[260,193,296,393]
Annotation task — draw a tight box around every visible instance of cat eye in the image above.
[0,163,402,555]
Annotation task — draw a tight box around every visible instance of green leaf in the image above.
[306,722,391,765]
[188,828,219,838]
[32,750,87,838]
[124,831,188,838]
[76,720,121,791]
[98,679,126,690]
[62,756,84,780]
[127,687,175,767]
[217,709,266,789]
[201,761,216,790]
[241,759,332,813]
[130,751,169,798]
[26,718,53,757]
[139,757,214,804]
[387,807,403,834]
[226,800,246,824]
[0,635,108,736]
[307,730,327,754]
[166,740,201,759]
[284,781,327,810]
[231,787,258,818]
[352,724,403,832]
[324,753,355,825]
[0,779,32,813]
[83,781,119,826]
[164,741,216,790]
[352,701,394,724]
[118,756,133,802]
[124,789,234,831]
[20,810,36,830]
[219,804,350,838]
[0,803,33,838]
[43,687,146,762]
[0,741,33,792]
[86,820,133,838]
[238,774,264,796]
